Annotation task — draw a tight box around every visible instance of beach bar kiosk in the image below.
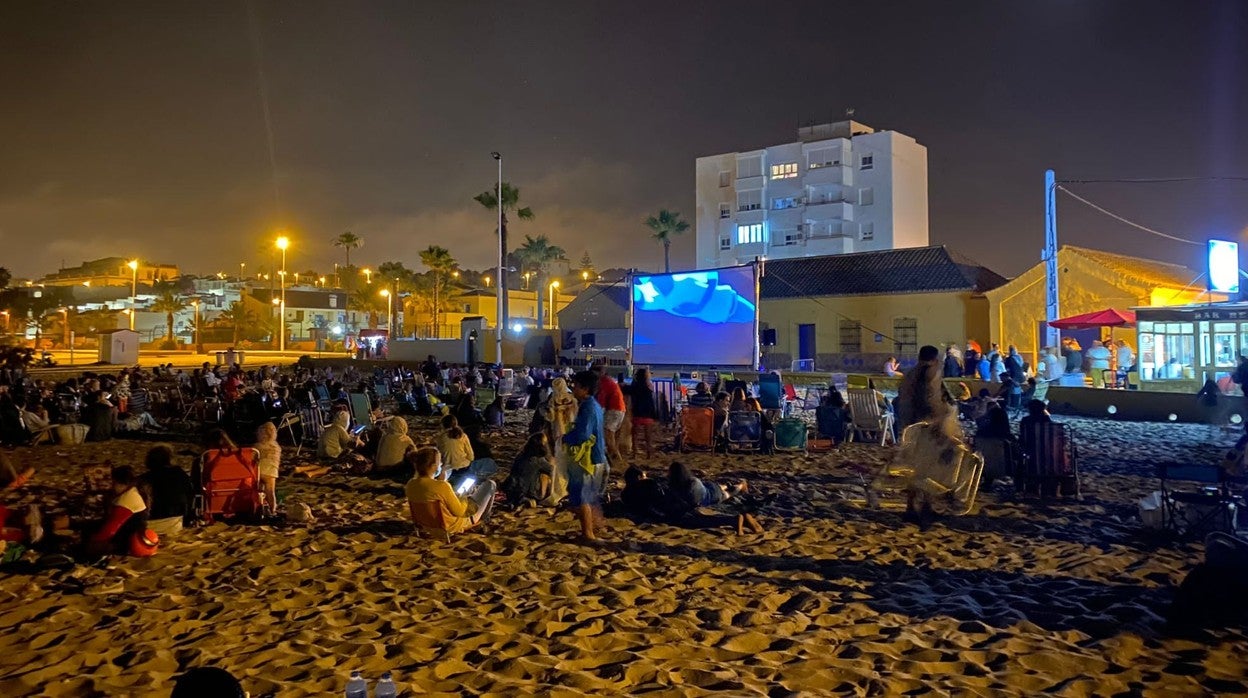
[1135,302,1248,392]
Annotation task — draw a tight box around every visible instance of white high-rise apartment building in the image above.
[695,120,928,268]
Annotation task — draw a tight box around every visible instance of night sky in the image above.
[3,1,1246,281]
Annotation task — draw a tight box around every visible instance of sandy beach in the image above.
[1,412,1245,696]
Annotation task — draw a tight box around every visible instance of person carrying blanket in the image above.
[562,371,608,543]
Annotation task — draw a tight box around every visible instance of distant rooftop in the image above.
[760,246,1006,299]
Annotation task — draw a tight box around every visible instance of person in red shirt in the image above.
[593,365,626,465]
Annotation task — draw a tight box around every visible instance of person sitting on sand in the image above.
[317,410,362,462]
[87,465,149,557]
[502,431,557,507]
[483,395,505,429]
[20,399,53,445]
[621,465,667,521]
[404,446,496,533]
[974,405,1018,486]
[141,445,193,537]
[375,417,417,474]
[255,422,281,516]
[711,391,731,435]
[436,416,476,472]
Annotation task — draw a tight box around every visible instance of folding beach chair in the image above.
[846,389,896,446]
[864,423,983,515]
[757,373,784,420]
[1017,421,1080,498]
[197,448,261,523]
[772,417,808,455]
[410,500,456,543]
[1157,463,1241,537]
[726,411,764,453]
[675,406,716,453]
[276,412,304,456]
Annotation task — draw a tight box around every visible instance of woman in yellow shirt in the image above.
[404,447,495,533]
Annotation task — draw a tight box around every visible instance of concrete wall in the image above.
[761,290,985,370]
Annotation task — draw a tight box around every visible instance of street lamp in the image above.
[581,271,589,281]
[549,280,561,330]
[127,259,139,330]
[362,268,373,284]
[523,271,532,290]
[58,308,69,348]
[380,289,393,333]
[239,262,246,281]
[492,150,503,367]
[484,275,491,288]
[319,276,326,287]
[276,236,289,352]
[191,298,203,354]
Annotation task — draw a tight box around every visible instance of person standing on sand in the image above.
[592,365,626,465]
[896,345,958,436]
[563,370,608,542]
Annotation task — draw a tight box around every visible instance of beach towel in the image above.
[567,436,596,475]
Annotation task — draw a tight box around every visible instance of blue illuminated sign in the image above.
[1208,239,1240,294]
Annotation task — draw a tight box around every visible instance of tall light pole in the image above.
[380,288,392,334]
[239,261,246,281]
[492,150,503,366]
[127,259,139,330]
[191,298,202,354]
[59,308,69,348]
[362,267,373,284]
[0,310,8,334]
[549,280,561,330]
[276,236,289,352]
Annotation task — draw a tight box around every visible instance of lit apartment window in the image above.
[860,222,874,241]
[769,163,798,179]
[718,171,730,187]
[860,155,874,170]
[736,223,765,244]
[859,187,874,206]
[719,237,731,250]
[719,203,731,219]
[772,196,799,210]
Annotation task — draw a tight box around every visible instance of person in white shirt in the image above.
[1115,340,1135,371]
[1044,347,1065,382]
[1087,340,1113,387]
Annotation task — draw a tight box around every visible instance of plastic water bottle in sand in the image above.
[374,672,397,698]
[345,670,367,698]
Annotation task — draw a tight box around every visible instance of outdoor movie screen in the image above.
[631,265,757,366]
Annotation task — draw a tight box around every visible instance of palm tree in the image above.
[474,182,533,334]
[516,234,566,329]
[214,301,255,346]
[333,231,363,270]
[150,282,188,345]
[645,209,691,273]
[419,246,459,338]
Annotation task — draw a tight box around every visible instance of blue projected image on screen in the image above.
[631,267,757,366]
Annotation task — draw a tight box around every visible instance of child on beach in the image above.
[255,422,281,516]
[87,465,149,557]
[502,431,557,507]
[562,371,609,543]
[436,416,476,474]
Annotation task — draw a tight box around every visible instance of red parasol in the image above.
[1048,308,1136,330]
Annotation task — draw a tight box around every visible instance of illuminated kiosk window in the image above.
[1138,321,1195,380]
